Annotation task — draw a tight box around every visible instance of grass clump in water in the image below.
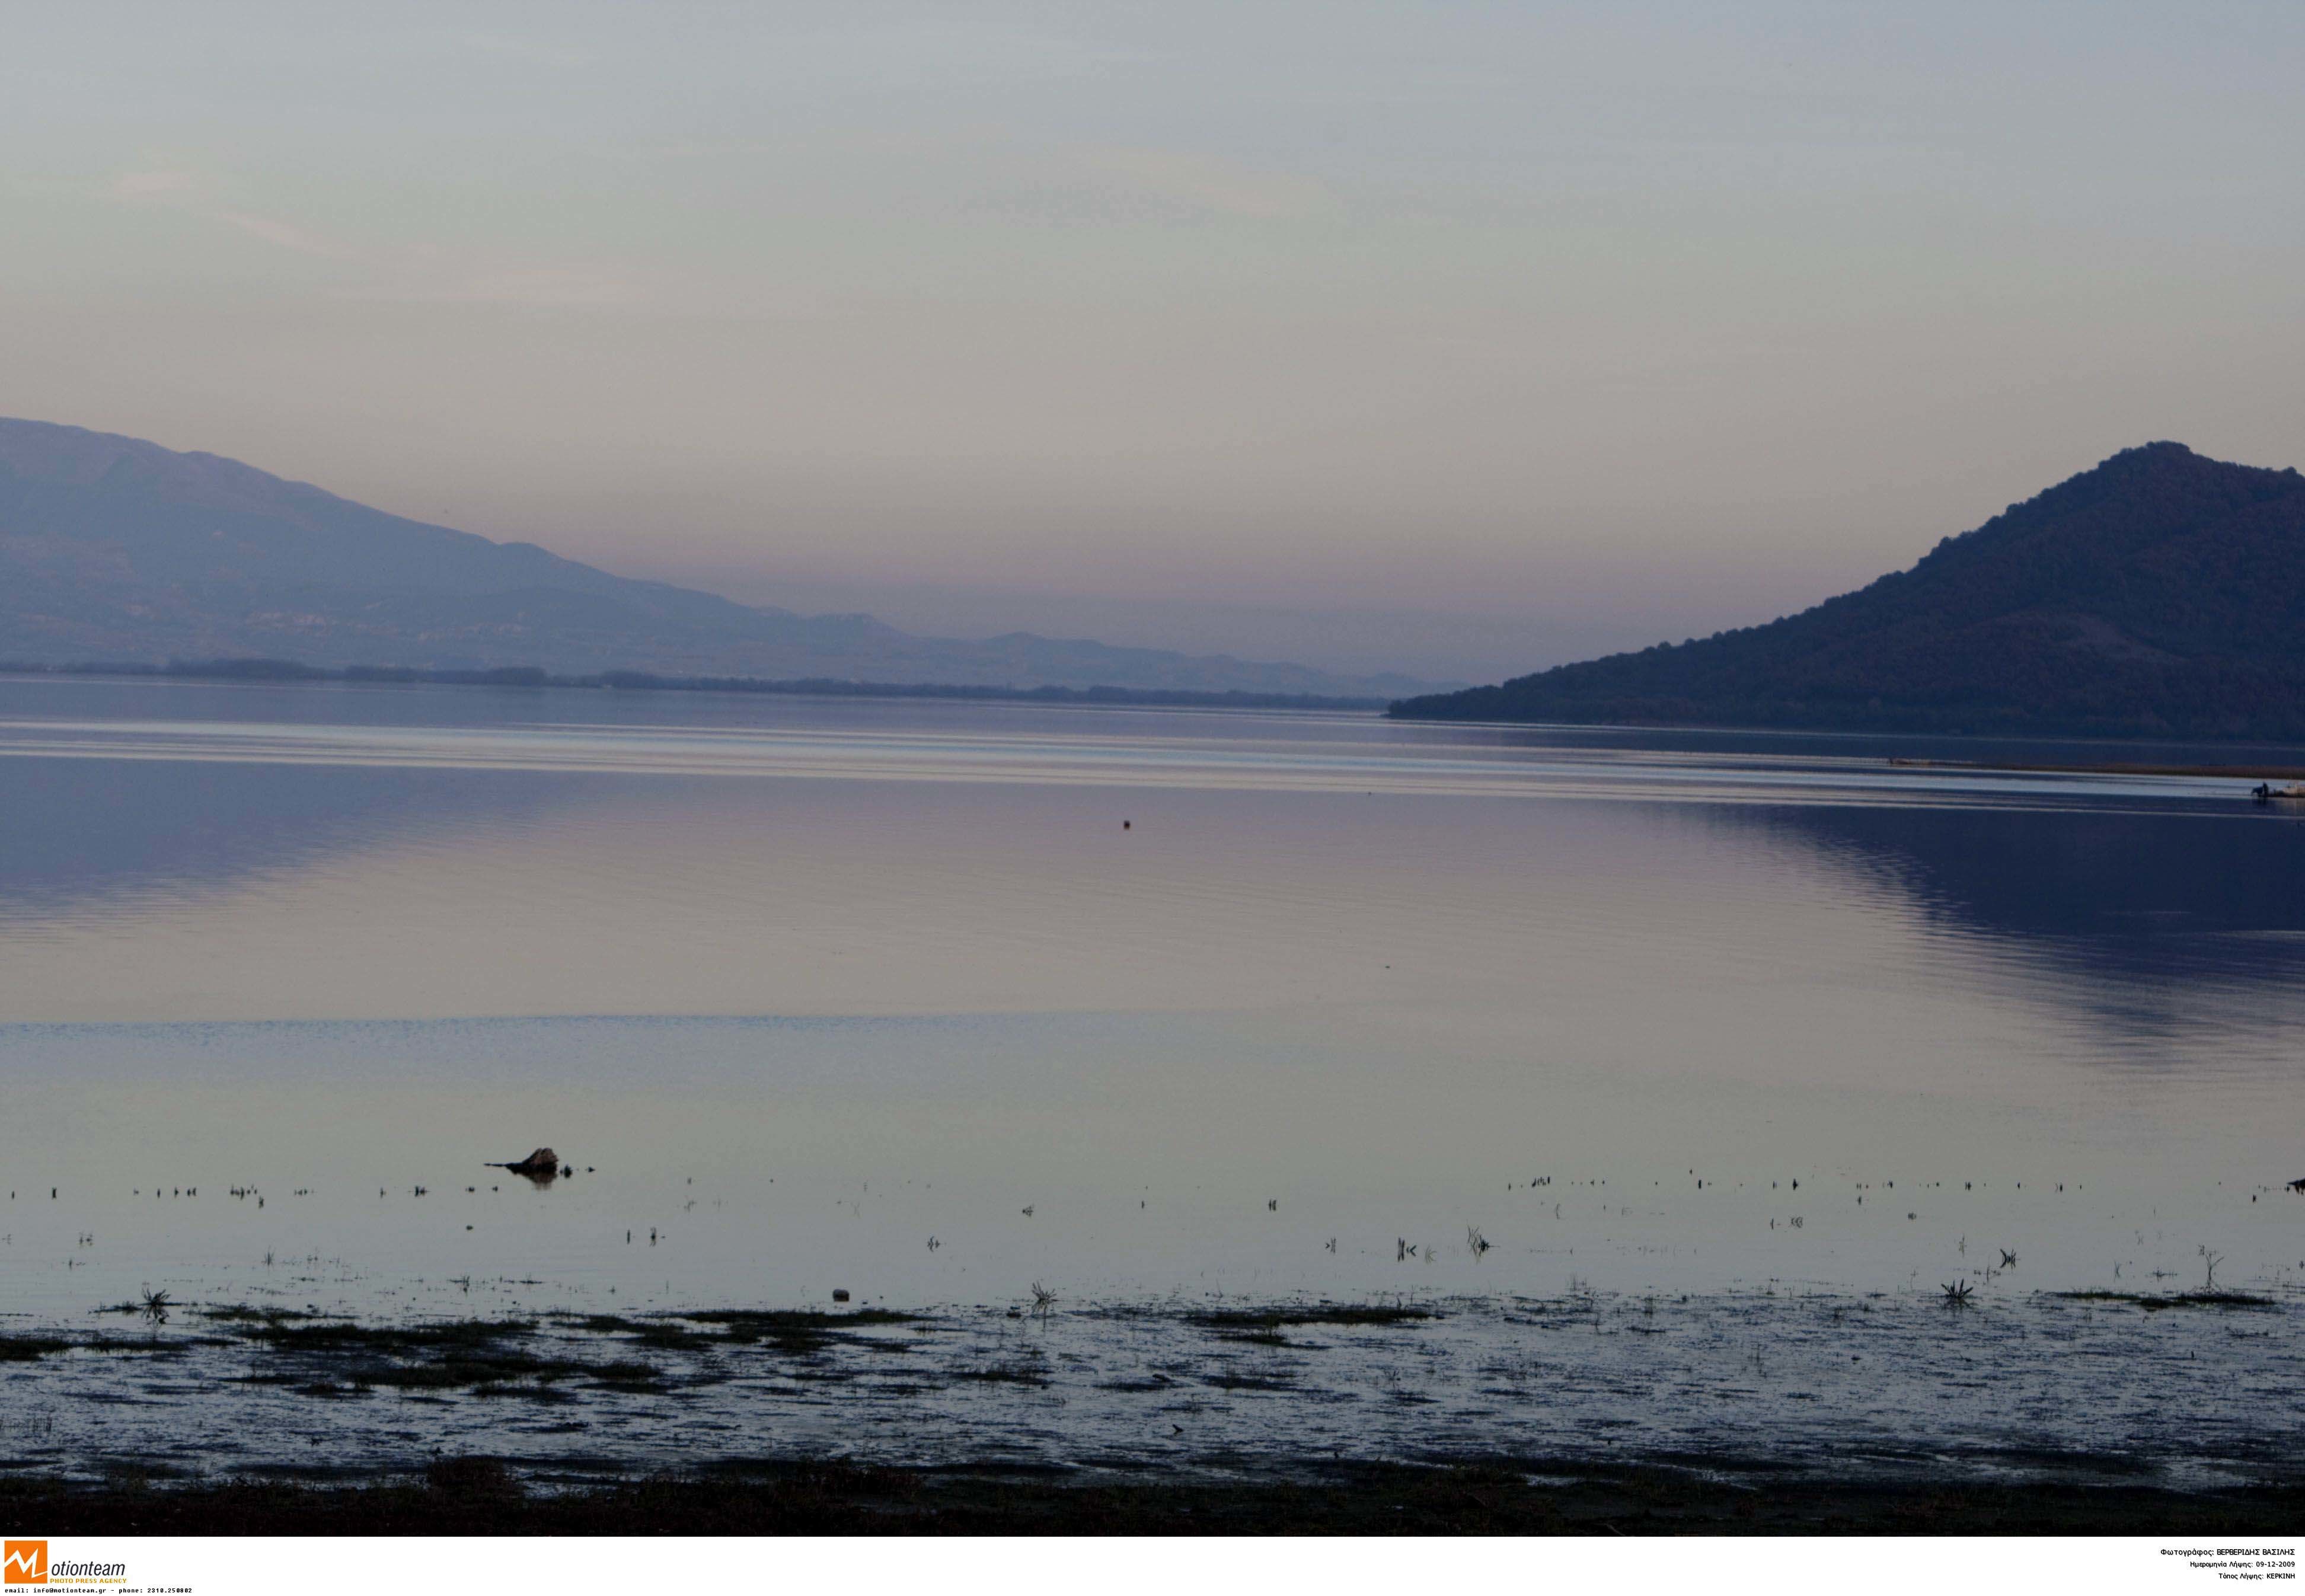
[199,1305,332,1326]
[2,1333,205,1361]
[2050,1290,2280,1311]
[245,1319,534,1355]
[1184,1304,1435,1339]
[232,1317,670,1396]
[673,1308,920,1354]
[554,1314,719,1352]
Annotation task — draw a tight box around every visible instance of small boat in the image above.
[2252,783,2305,803]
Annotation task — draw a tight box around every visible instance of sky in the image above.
[4,2,2301,682]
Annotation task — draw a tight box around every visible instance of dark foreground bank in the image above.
[9,1463,2301,1537]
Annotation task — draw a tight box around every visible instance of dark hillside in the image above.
[1393,444,2305,738]
[0,419,1441,697]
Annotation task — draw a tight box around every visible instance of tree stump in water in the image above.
[490,1148,562,1184]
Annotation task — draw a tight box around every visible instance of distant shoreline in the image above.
[1888,756,2305,781]
[0,658,1387,713]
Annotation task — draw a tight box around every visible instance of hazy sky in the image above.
[5,2,2301,680]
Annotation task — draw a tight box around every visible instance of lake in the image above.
[5,674,2303,1486]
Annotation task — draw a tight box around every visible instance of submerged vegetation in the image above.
[0,1281,2298,1510]
[176,1305,940,1397]
[229,1317,666,1397]
[0,1332,208,1361]
[672,1308,921,1353]
[1183,1304,1436,1333]
[2048,1290,2280,1311]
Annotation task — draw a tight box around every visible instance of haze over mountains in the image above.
[1396,443,2305,740]
[19,419,2300,735]
[0,420,1448,699]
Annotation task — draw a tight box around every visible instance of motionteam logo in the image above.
[2,1542,45,1585]
[5,1541,126,1588]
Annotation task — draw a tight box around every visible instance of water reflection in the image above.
[1712,802,2305,1045]
[0,756,575,915]
[3,679,2304,1041]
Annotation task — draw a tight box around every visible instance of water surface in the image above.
[3,676,2302,1482]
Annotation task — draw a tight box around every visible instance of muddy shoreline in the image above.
[8,1287,2302,1513]
[7,1460,2301,1536]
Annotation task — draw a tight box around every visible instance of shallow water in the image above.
[9,1288,2301,1491]
[2,676,2303,1481]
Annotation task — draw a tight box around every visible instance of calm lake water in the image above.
[5,675,2304,1482]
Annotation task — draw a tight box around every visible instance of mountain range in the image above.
[0,419,1448,699]
[1394,442,2305,740]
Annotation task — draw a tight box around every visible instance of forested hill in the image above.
[1391,443,2305,739]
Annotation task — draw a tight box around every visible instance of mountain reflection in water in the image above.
[1711,801,2305,1048]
